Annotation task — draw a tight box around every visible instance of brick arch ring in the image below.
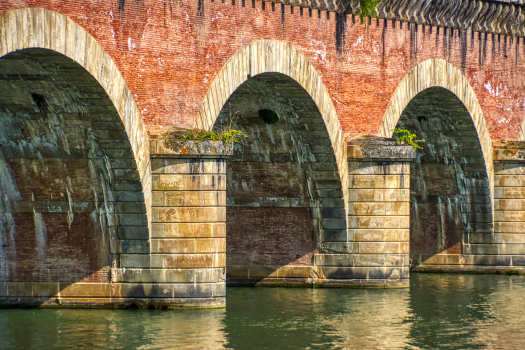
[193,39,348,196]
[378,58,495,196]
[0,7,152,221]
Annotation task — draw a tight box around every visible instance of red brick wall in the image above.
[3,213,110,283]
[1,1,522,140]
[226,207,316,266]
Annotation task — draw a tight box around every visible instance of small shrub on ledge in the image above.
[393,128,425,150]
[177,129,247,145]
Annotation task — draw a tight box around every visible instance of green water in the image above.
[1,274,524,349]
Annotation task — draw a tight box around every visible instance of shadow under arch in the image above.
[380,60,494,266]
[0,8,151,211]
[194,39,348,201]
[0,8,151,302]
[194,42,348,281]
[379,58,494,196]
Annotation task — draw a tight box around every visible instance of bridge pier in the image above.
[119,138,232,308]
[315,136,415,287]
[491,141,525,269]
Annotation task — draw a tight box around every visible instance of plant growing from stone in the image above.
[357,0,379,22]
[393,128,425,149]
[178,103,247,145]
[178,129,246,144]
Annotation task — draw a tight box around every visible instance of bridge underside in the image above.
[0,49,150,307]
[1,54,525,309]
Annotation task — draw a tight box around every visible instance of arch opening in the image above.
[213,73,346,283]
[0,49,147,285]
[394,87,492,266]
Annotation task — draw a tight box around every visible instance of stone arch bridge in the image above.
[1,1,525,308]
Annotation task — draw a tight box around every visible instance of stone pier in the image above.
[491,141,525,270]
[143,138,231,307]
[316,136,415,287]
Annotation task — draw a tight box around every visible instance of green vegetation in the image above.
[258,109,279,124]
[356,0,379,22]
[178,129,247,145]
[393,128,425,149]
[177,103,247,145]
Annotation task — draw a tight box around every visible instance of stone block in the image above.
[348,189,410,202]
[495,233,525,244]
[348,175,409,189]
[276,266,312,278]
[358,242,409,254]
[117,268,224,283]
[150,253,225,268]
[348,162,409,175]
[351,228,410,242]
[113,191,145,202]
[494,222,525,233]
[119,226,149,240]
[319,229,348,242]
[118,214,148,226]
[494,199,525,211]
[6,283,34,297]
[348,202,410,216]
[120,240,150,254]
[416,254,462,265]
[152,191,226,207]
[60,283,111,298]
[152,174,227,191]
[226,265,249,277]
[320,242,359,254]
[150,238,225,254]
[314,254,407,267]
[494,211,525,222]
[494,162,525,175]
[467,255,513,266]
[495,175,525,187]
[321,218,347,230]
[120,254,150,268]
[151,223,226,238]
[116,202,147,214]
[467,233,495,244]
[494,187,525,199]
[348,216,410,229]
[465,243,525,255]
[247,265,280,278]
[151,158,227,175]
[152,207,226,223]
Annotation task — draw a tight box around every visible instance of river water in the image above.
[0,274,524,349]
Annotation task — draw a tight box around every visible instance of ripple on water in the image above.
[0,274,524,349]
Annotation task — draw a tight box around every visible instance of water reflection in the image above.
[0,274,524,349]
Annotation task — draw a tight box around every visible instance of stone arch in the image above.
[0,7,151,285]
[379,58,494,196]
[0,8,151,207]
[194,39,347,197]
[194,40,348,281]
[380,59,495,266]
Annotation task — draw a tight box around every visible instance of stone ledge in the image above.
[493,140,525,162]
[150,138,233,158]
[347,135,416,160]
